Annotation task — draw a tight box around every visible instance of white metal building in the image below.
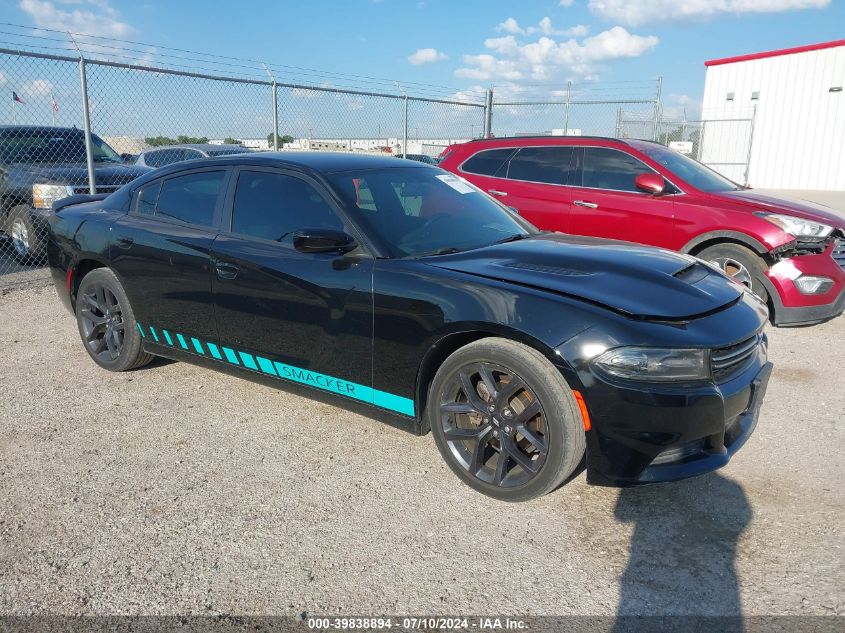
[700,39,845,190]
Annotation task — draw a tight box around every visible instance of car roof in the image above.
[143,143,247,152]
[457,135,634,146]
[0,125,84,136]
[154,151,424,173]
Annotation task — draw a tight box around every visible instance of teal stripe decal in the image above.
[256,356,277,375]
[238,352,258,370]
[137,323,145,338]
[374,390,416,417]
[222,347,240,365]
[139,322,415,416]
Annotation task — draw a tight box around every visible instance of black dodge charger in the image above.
[46,153,772,501]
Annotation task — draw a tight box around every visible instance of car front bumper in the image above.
[764,242,845,326]
[574,346,771,487]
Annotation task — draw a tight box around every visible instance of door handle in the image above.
[488,189,508,197]
[214,261,239,280]
[574,200,599,209]
[115,236,134,249]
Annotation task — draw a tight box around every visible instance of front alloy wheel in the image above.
[440,362,548,488]
[428,338,586,501]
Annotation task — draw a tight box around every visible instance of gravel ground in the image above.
[0,282,842,618]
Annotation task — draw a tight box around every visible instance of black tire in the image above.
[75,268,154,372]
[697,242,770,304]
[8,205,46,265]
[427,338,586,502]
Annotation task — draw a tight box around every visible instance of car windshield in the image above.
[328,167,533,257]
[0,130,123,164]
[634,143,742,193]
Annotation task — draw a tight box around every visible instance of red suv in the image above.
[439,137,845,326]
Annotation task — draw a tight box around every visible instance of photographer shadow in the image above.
[612,473,752,632]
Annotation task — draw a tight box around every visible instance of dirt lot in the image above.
[0,281,843,618]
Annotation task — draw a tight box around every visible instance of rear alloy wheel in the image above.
[428,338,585,501]
[698,243,769,304]
[76,268,153,371]
[9,206,45,265]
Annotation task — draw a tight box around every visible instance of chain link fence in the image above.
[0,41,487,287]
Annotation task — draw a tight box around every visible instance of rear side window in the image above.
[145,148,185,167]
[507,146,575,186]
[582,147,654,192]
[135,180,161,215]
[231,170,344,244]
[460,148,514,177]
[155,171,225,227]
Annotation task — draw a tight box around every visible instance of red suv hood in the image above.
[715,190,845,229]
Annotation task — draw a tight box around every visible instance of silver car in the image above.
[135,144,250,168]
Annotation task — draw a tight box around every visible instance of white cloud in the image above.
[456,25,658,82]
[19,0,134,37]
[407,47,448,65]
[22,78,54,99]
[663,93,703,119]
[496,16,588,37]
[559,0,575,6]
[587,0,830,26]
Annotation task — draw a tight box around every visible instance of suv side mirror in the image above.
[634,172,665,195]
[293,228,357,254]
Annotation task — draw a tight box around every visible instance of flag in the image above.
[12,91,25,104]
[51,95,58,113]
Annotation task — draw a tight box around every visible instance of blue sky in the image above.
[0,0,842,137]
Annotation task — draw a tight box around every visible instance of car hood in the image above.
[9,161,151,187]
[426,234,744,320]
[716,190,845,229]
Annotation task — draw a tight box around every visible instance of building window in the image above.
[751,91,760,100]
[726,91,735,102]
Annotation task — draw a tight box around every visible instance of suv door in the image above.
[499,146,575,231]
[110,167,229,343]
[568,146,676,245]
[210,167,374,397]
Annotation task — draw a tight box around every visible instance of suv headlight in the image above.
[756,212,834,238]
[32,183,73,209]
[592,347,709,382]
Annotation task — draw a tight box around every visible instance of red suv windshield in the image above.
[632,142,742,193]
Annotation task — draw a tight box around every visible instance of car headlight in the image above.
[32,184,74,209]
[592,347,709,382]
[756,212,833,238]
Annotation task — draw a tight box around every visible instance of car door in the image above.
[110,167,229,342]
[567,146,676,246]
[210,167,374,394]
[499,146,575,232]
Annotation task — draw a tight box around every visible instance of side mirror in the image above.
[293,228,357,254]
[634,172,665,195]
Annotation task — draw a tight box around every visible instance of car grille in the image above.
[72,185,121,195]
[833,238,845,271]
[711,333,763,381]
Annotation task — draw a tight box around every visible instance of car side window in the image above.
[460,148,515,178]
[134,180,161,215]
[231,170,344,244]
[582,147,655,192]
[507,146,575,186]
[183,149,204,160]
[143,150,163,168]
[155,171,225,227]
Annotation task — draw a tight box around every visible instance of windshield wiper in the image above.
[413,247,462,258]
[493,233,532,245]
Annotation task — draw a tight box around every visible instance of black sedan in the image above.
[46,153,772,501]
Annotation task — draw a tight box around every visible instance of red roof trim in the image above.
[705,39,845,67]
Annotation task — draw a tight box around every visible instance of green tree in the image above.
[267,133,294,148]
[144,135,210,147]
